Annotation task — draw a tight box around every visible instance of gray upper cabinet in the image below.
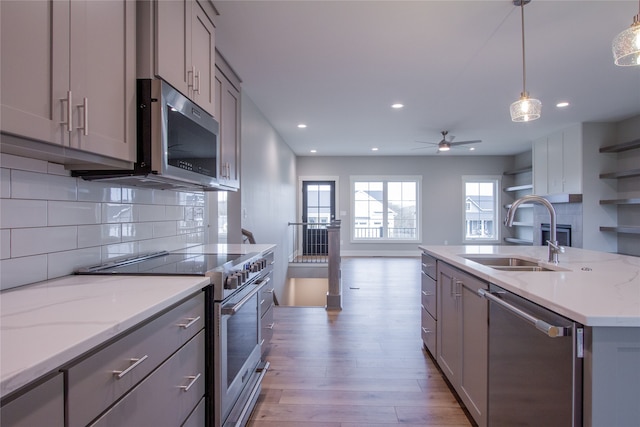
[142,0,217,117]
[215,51,241,190]
[533,124,582,196]
[0,0,136,164]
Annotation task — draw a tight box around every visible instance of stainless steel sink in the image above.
[461,256,563,272]
[463,256,538,267]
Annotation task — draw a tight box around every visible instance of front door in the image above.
[302,181,335,256]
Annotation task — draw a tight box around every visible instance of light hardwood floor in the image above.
[248,257,473,427]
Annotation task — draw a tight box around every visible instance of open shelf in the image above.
[599,198,640,205]
[599,138,640,153]
[503,184,533,192]
[503,166,532,176]
[599,168,640,179]
[600,226,640,235]
[503,203,534,209]
[504,237,533,245]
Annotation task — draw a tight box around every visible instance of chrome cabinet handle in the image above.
[77,97,89,135]
[421,327,432,334]
[178,316,201,329]
[422,290,433,297]
[194,69,200,94]
[221,281,267,315]
[180,373,201,392]
[478,289,568,338]
[113,355,149,379]
[61,91,73,132]
[188,66,195,89]
[454,280,462,298]
[264,323,275,330]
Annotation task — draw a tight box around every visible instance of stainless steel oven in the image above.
[213,277,270,427]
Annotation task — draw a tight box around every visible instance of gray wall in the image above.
[296,155,513,256]
[239,93,297,300]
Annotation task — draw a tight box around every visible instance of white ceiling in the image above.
[213,0,640,156]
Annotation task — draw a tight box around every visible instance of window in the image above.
[351,177,420,242]
[463,176,500,243]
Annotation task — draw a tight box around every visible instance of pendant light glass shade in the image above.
[510,0,541,122]
[510,92,542,122]
[612,11,640,66]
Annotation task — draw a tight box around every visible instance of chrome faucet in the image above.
[505,195,564,264]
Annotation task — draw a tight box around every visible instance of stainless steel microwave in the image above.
[73,79,220,191]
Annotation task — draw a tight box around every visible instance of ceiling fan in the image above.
[415,131,482,153]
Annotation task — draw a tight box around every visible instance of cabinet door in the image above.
[0,373,64,427]
[532,137,548,195]
[562,124,582,194]
[217,73,241,188]
[190,0,216,116]
[460,275,488,427]
[547,131,564,194]
[156,0,190,96]
[0,0,69,146]
[436,263,459,383]
[69,0,136,162]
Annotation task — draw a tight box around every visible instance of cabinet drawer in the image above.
[421,253,437,280]
[90,331,205,427]
[261,304,274,355]
[421,274,437,319]
[0,373,64,427]
[182,397,206,427]
[421,308,437,357]
[259,274,275,317]
[67,292,205,427]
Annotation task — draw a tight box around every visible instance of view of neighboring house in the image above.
[465,195,495,240]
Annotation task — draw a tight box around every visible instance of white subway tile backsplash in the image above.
[121,222,153,242]
[165,205,184,221]
[48,247,102,279]
[122,187,154,204]
[1,168,11,198]
[0,153,47,173]
[78,224,122,248]
[102,203,135,223]
[0,199,47,229]
[136,204,168,222]
[1,154,207,288]
[12,170,77,201]
[0,255,48,290]
[152,221,177,238]
[49,201,101,226]
[1,229,10,259]
[12,226,78,257]
[78,180,122,203]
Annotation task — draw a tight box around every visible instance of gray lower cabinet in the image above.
[436,261,488,427]
[66,292,205,427]
[90,331,205,427]
[420,253,437,356]
[0,373,64,427]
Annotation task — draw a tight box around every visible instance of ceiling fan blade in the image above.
[450,139,482,146]
[414,140,438,145]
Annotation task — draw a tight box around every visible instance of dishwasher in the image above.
[479,284,583,427]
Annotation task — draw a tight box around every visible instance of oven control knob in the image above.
[241,270,249,281]
[226,274,239,289]
[250,262,260,273]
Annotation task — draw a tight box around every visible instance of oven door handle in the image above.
[221,282,267,315]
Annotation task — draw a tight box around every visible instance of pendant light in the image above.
[612,0,640,66]
[510,0,541,122]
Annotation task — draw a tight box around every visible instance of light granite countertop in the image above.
[419,245,640,327]
[0,243,276,399]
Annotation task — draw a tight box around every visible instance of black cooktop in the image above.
[76,251,253,276]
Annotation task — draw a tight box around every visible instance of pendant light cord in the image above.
[520,1,527,95]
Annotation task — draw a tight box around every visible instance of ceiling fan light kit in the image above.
[612,0,640,66]
[510,0,541,122]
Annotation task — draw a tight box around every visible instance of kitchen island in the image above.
[420,244,640,427]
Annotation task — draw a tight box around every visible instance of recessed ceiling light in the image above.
[297,124,307,128]
[391,103,404,109]
[469,147,475,151]
[371,147,379,151]
[310,149,317,153]
[556,101,570,108]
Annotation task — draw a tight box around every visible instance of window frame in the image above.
[350,175,422,243]
[461,175,501,244]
